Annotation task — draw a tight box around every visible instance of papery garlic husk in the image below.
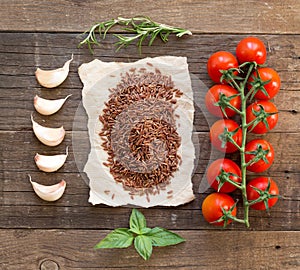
[28,175,66,202]
[31,114,65,146]
[35,55,73,88]
[34,94,71,116]
[34,147,68,172]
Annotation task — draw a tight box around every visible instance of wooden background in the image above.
[1,1,299,269]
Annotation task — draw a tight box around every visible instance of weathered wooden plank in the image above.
[0,83,299,132]
[0,0,299,34]
[0,93,298,132]
[1,168,299,230]
[2,170,298,201]
[1,229,299,269]
[0,86,299,132]
[0,131,209,172]
[1,199,299,231]
[3,170,298,198]
[0,33,299,85]
[0,131,299,173]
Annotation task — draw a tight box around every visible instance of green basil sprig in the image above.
[94,209,185,260]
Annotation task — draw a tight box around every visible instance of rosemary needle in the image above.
[78,16,192,53]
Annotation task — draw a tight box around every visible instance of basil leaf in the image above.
[134,235,153,260]
[140,227,152,234]
[94,228,134,249]
[146,227,185,247]
[129,209,147,234]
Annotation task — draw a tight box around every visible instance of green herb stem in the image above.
[79,16,192,53]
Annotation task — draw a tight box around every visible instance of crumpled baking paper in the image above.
[78,56,195,207]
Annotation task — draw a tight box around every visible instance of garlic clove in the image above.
[34,94,72,115]
[31,114,65,146]
[34,147,68,172]
[35,55,73,88]
[28,175,66,202]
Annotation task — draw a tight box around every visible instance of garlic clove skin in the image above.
[28,175,66,202]
[34,147,68,172]
[34,94,71,116]
[35,55,73,88]
[31,114,65,146]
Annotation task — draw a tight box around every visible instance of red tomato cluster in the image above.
[202,37,280,226]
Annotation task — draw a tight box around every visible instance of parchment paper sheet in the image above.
[78,56,195,207]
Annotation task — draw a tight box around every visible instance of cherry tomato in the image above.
[207,51,238,83]
[206,159,242,193]
[246,177,279,210]
[246,100,279,134]
[236,37,267,65]
[205,84,241,118]
[248,67,281,100]
[202,193,237,226]
[245,139,274,172]
[210,119,242,153]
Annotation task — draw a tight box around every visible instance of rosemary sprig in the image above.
[78,16,192,53]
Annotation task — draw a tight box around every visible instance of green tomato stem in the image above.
[245,118,258,128]
[240,63,255,228]
[224,103,243,115]
[226,135,243,152]
[230,216,247,224]
[223,178,243,190]
[226,63,255,228]
[229,79,242,93]
[245,85,256,100]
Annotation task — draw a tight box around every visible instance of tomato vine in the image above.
[203,37,280,228]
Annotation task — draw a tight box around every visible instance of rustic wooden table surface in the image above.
[1,1,299,269]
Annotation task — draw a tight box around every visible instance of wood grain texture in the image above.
[1,229,299,269]
[1,132,299,231]
[1,1,300,268]
[0,0,300,34]
[0,32,299,234]
[0,131,299,173]
[0,33,299,131]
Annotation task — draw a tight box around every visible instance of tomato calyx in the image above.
[220,62,258,86]
[210,201,239,228]
[245,144,270,166]
[248,71,271,100]
[216,169,242,191]
[215,92,242,117]
[247,104,278,132]
[218,126,241,150]
[239,61,259,70]
[220,67,243,84]
[248,179,281,211]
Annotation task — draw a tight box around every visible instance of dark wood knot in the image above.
[40,259,59,270]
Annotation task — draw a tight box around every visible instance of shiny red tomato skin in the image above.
[246,177,279,210]
[202,193,237,226]
[236,37,267,65]
[210,119,242,153]
[246,100,279,134]
[248,67,281,100]
[245,139,274,172]
[207,51,239,83]
[207,159,242,193]
[205,84,241,118]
